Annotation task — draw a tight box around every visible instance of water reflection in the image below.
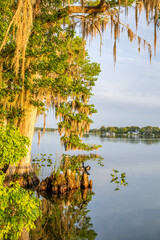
[31,131,160,240]
[30,189,97,240]
[98,136,160,145]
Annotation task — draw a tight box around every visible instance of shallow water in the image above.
[31,132,160,240]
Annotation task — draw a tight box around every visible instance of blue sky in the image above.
[36,7,160,129]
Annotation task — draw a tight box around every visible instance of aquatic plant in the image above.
[110,169,128,191]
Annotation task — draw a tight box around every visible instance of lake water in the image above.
[30,132,160,240]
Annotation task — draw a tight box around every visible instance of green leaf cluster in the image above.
[0,125,30,169]
[110,169,128,191]
[0,172,41,240]
[0,125,41,240]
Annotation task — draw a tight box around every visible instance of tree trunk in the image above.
[5,97,39,187]
[17,102,37,175]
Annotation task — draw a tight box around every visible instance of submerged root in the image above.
[4,166,39,188]
[37,169,92,195]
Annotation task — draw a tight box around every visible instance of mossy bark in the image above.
[5,101,39,187]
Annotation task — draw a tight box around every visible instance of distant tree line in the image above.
[34,127,57,132]
[35,126,160,135]
[89,126,160,136]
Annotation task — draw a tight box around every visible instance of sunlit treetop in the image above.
[0,0,158,78]
[0,0,102,151]
[0,0,159,150]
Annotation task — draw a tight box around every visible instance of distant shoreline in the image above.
[34,126,160,138]
[34,127,58,132]
[89,126,160,137]
[87,133,160,138]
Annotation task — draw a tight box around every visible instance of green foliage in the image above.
[60,153,104,172]
[89,128,101,134]
[0,172,41,240]
[110,169,128,191]
[30,99,46,112]
[100,126,106,132]
[0,0,14,42]
[61,134,101,151]
[0,125,30,169]
[0,126,40,240]
[0,107,25,124]
[0,0,102,151]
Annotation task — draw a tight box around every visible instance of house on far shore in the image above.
[128,130,140,135]
[105,131,116,137]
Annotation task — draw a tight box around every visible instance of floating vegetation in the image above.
[60,153,104,172]
[32,154,53,168]
[32,153,104,171]
[110,169,128,191]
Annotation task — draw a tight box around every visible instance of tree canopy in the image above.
[0,0,103,153]
[0,0,159,152]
